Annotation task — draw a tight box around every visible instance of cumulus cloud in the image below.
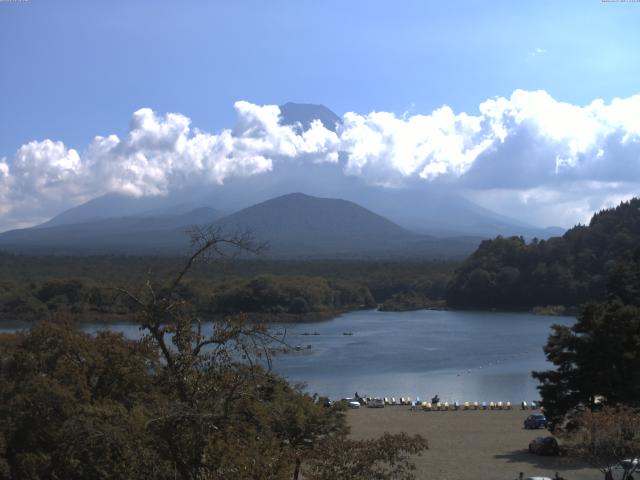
[1,89,640,230]
[336,89,640,193]
[0,102,340,228]
[466,181,640,229]
[339,106,494,186]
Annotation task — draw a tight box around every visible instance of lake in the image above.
[1,309,574,404]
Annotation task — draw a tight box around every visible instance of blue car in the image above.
[524,413,547,429]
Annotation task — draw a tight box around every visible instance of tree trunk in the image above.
[293,457,301,480]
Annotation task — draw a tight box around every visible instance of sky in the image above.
[1,0,640,231]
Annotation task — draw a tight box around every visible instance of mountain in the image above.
[0,207,223,254]
[213,192,421,257]
[211,192,482,259]
[25,102,564,240]
[279,102,342,132]
[36,193,202,229]
[0,193,481,258]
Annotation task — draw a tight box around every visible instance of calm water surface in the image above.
[268,309,574,403]
[1,309,574,403]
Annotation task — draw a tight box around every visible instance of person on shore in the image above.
[514,472,523,480]
[431,394,440,404]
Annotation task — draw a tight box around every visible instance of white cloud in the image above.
[1,89,640,230]
[338,106,493,185]
[466,181,640,229]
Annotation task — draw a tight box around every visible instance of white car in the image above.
[348,401,361,409]
[367,398,385,408]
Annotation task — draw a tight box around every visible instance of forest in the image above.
[446,198,640,310]
[0,253,455,321]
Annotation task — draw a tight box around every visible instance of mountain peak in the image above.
[279,103,341,133]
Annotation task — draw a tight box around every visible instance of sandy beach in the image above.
[347,407,601,480]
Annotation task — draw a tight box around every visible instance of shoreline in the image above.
[0,304,578,326]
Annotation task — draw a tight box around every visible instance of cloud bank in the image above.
[1,89,640,230]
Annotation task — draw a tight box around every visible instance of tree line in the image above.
[0,254,455,320]
[446,198,640,310]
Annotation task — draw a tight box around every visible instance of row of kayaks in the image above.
[364,397,543,411]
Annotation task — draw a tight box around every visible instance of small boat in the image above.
[343,332,353,336]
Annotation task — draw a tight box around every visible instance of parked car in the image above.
[339,397,361,409]
[528,436,559,456]
[524,413,547,429]
[367,397,385,408]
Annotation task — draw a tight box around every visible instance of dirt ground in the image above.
[347,407,602,480]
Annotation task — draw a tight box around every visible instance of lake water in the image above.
[267,309,574,403]
[1,309,574,404]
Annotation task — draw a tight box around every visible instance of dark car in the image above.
[524,413,547,429]
[528,436,559,456]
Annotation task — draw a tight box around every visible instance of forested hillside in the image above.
[446,198,640,309]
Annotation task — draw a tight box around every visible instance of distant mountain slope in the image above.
[216,192,410,240]
[212,192,445,258]
[0,193,481,259]
[446,198,640,309]
[0,207,222,253]
[36,193,200,229]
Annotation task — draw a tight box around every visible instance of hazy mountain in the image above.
[0,193,481,259]
[0,207,223,254]
[211,192,483,258]
[214,192,414,257]
[25,102,564,240]
[37,193,201,229]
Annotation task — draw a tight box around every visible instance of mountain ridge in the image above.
[0,193,481,259]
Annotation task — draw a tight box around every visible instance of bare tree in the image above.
[118,226,272,388]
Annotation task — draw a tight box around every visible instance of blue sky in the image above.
[2,0,639,153]
[1,0,640,230]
